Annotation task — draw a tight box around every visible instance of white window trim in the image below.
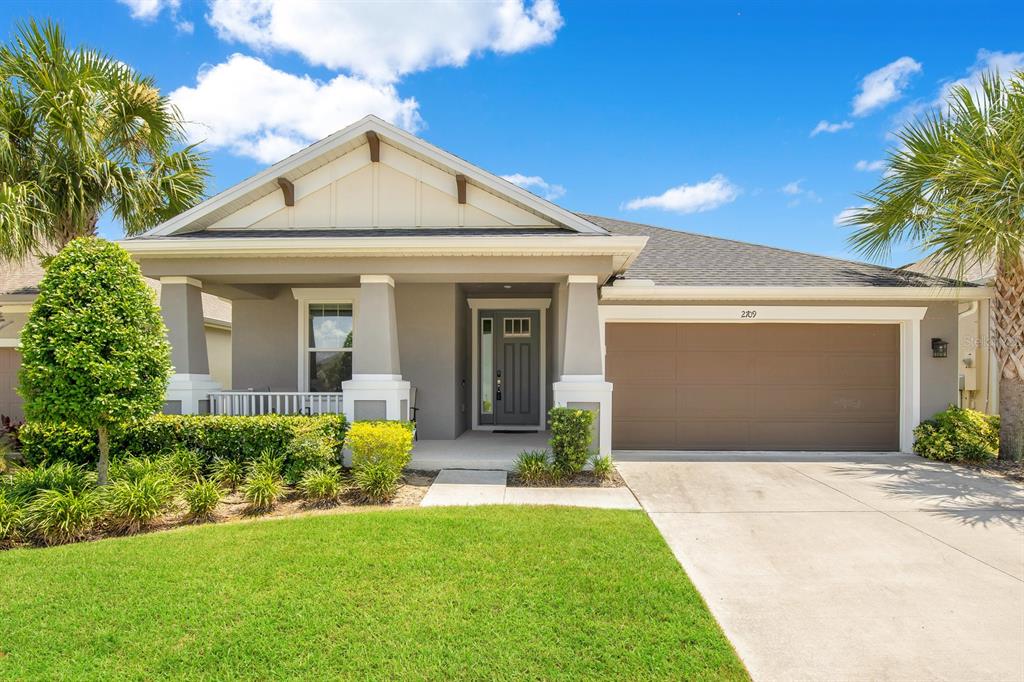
[598,305,928,454]
[468,298,551,431]
[292,288,360,392]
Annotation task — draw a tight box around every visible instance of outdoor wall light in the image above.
[931,338,949,358]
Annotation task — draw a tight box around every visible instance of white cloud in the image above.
[852,57,922,116]
[938,49,1024,105]
[207,0,563,82]
[170,54,422,163]
[501,173,565,201]
[810,119,853,137]
[780,179,821,206]
[117,0,179,20]
[855,159,886,172]
[833,207,866,226]
[623,174,740,214]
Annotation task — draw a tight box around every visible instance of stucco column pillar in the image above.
[342,275,411,422]
[552,275,613,456]
[160,277,220,414]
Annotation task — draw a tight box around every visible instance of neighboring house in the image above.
[0,257,232,419]
[119,116,987,455]
[907,255,999,414]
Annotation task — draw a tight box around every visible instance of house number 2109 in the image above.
[740,310,757,319]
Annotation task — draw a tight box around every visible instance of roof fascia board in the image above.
[144,116,607,237]
[600,284,993,301]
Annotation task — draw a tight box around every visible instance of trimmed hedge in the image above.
[20,414,348,468]
[548,407,594,474]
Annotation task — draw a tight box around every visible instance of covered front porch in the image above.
[409,429,550,471]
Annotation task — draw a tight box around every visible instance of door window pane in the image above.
[309,351,352,392]
[481,318,493,414]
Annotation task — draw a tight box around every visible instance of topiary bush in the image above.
[913,406,1000,463]
[18,238,172,485]
[548,407,594,474]
[19,414,347,470]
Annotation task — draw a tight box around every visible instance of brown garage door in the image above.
[0,348,23,420]
[607,323,899,451]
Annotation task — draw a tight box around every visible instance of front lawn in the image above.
[0,506,747,680]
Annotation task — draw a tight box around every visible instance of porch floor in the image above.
[410,430,549,471]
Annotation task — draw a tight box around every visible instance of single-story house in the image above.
[0,258,232,419]
[907,255,999,415]
[116,115,986,455]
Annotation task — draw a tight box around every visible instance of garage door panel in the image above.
[605,350,678,384]
[614,420,678,449]
[605,323,677,351]
[677,352,757,384]
[678,386,753,418]
[614,386,677,419]
[610,323,899,451]
[826,354,900,386]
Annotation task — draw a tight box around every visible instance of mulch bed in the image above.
[507,468,625,488]
[968,459,1024,484]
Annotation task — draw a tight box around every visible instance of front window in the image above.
[307,303,353,392]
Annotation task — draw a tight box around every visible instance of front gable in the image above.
[146,116,603,236]
[209,139,555,231]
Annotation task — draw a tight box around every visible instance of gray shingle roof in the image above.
[580,214,966,288]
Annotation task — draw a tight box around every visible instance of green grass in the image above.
[0,507,747,681]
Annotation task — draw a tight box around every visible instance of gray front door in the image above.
[479,310,540,426]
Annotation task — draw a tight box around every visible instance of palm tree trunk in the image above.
[993,258,1024,460]
[97,425,110,485]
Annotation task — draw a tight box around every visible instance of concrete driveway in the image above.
[616,453,1024,682]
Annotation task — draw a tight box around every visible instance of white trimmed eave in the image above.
[600,283,994,301]
[120,235,649,273]
[143,116,608,237]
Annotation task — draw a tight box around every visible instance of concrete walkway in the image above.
[420,469,640,509]
[617,453,1024,682]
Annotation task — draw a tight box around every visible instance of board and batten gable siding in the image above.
[205,141,556,232]
[598,299,959,423]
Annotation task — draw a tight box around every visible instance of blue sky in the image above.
[4,0,1022,266]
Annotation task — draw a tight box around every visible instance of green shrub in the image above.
[4,462,94,503]
[104,473,177,533]
[352,460,402,503]
[0,491,25,545]
[248,449,286,479]
[109,457,164,484]
[24,487,105,545]
[298,466,343,503]
[914,406,1000,463]
[242,470,284,512]
[182,479,222,521]
[160,448,204,484]
[208,458,245,492]
[20,414,347,469]
[347,421,412,504]
[515,450,552,485]
[284,423,340,485]
[548,407,594,474]
[590,454,614,480]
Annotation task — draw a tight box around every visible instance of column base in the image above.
[342,375,412,422]
[166,373,221,415]
[552,376,613,456]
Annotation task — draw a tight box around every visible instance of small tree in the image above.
[18,238,171,484]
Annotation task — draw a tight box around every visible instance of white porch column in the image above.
[552,275,613,456]
[342,275,411,422]
[160,277,220,414]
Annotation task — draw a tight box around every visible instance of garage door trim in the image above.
[598,305,927,453]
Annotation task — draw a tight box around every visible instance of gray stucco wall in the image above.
[599,298,960,424]
[232,289,298,391]
[396,283,461,440]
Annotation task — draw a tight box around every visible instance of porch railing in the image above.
[209,391,344,416]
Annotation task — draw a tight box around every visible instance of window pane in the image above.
[309,351,352,392]
[481,318,493,414]
[309,304,353,349]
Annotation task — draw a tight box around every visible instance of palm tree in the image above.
[846,73,1024,460]
[0,20,208,261]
